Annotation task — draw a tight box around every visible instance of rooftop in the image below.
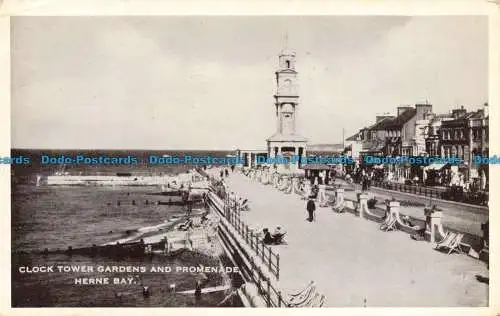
[377,108,417,130]
[279,47,296,56]
[267,133,308,143]
[345,132,361,142]
[307,143,344,152]
[441,110,486,126]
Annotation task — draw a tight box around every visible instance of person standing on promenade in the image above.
[306,197,316,222]
[194,280,202,301]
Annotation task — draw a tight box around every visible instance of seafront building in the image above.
[345,102,489,190]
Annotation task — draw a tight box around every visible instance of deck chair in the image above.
[240,199,250,211]
[288,288,316,307]
[272,232,286,244]
[299,293,320,307]
[380,216,397,232]
[286,283,316,307]
[435,231,451,245]
[446,233,465,254]
[434,232,456,251]
[308,293,325,307]
[287,281,314,298]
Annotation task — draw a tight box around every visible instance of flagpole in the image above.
[342,127,345,149]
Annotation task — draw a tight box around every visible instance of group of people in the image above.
[226,191,249,212]
[262,226,286,245]
[218,165,235,179]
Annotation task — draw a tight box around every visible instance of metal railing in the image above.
[202,173,281,280]
[372,181,444,199]
[218,193,280,280]
[197,168,286,307]
[249,256,283,307]
[216,210,284,307]
[225,203,280,279]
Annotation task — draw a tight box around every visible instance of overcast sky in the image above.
[11,16,488,150]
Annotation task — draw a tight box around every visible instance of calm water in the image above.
[11,149,242,307]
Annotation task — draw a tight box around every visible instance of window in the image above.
[286,60,290,68]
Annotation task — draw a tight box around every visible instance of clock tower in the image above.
[267,47,307,173]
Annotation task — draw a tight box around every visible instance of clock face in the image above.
[282,103,293,112]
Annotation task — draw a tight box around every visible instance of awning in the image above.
[301,164,336,170]
[425,163,446,170]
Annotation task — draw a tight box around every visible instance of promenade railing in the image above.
[220,193,280,280]
[197,168,286,306]
[216,204,283,307]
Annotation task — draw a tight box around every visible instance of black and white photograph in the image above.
[3,5,497,310]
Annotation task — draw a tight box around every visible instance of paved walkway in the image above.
[220,170,488,307]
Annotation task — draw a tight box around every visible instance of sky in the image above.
[11,16,488,150]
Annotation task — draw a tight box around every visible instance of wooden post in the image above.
[255,235,259,256]
[267,278,271,307]
[251,256,256,280]
[268,246,272,270]
[277,254,280,280]
[278,291,282,307]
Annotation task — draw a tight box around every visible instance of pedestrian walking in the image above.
[362,176,368,191]
[306,197,316,222]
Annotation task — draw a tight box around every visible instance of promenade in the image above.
[220,170,488,307]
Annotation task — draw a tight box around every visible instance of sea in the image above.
[10,149,243,307]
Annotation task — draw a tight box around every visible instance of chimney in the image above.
[484,102,489,117]
[415,103,432,120]
[397,106,412,116]
[451,107,467,119]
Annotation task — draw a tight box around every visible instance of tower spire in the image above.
[284,31,289,49]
